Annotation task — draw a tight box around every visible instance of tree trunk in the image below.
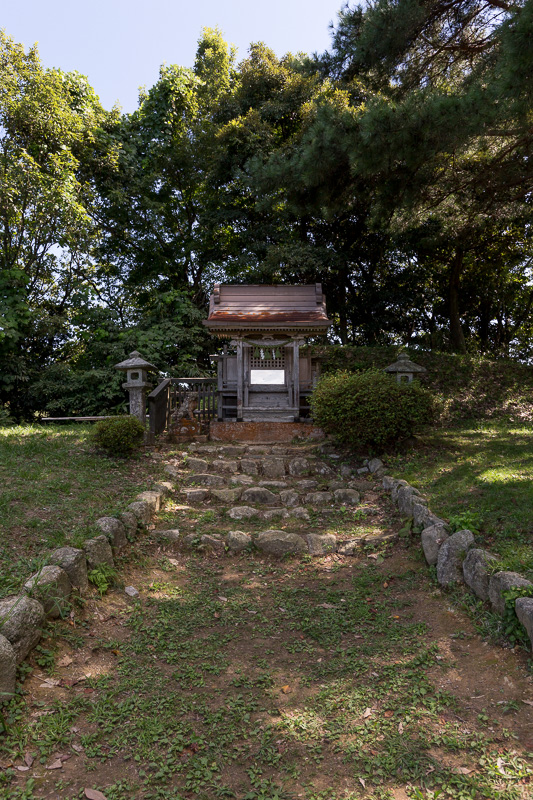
[449,248,466,353]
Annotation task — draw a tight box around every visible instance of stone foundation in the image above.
[209,421,324,443]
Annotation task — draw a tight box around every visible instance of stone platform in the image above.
[209,420,324,443]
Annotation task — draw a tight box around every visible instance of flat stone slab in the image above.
[185,473,226,488]
[261,458,286,478]
[211,488,242,504]
[156,529,181,542]
[489,571,533,616]
[463,548,497,601]
[288,458,309,476]
[241,487,277,505]
[182,488,210,502]
[230,475,254,486]
[200,534,225,552]
[258,481,288,489]
[24,565,71,618]
[228,506,259,521]
[305,491,333,506]
[240,459,259,475]
[0,634,16,701]
[280,489,299,507]
[305,533,337,555]
[212,459,239,474]
[255,530,307,557]
[186,457,208,472]
[314,463,334,476]
[261,508,286,521]
[298,480,318,491]
[288,506,310,521]
[49,546,88,592]
[218,445,246,456]
[334,488,360,505]
[0,595,45,663]
[436,529,475,586]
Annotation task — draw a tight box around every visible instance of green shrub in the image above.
[92,415,145,457]
[310,369,436,451]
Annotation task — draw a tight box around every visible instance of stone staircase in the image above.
[159,441,394,557]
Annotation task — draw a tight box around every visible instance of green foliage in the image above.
[92,416,145,458]
[310,369,435,450]
[502,586,533,648]
[88,563,118,596]
[448,512,482,536]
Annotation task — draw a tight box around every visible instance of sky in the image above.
[2,0,345,113]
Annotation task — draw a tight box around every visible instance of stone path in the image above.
[157,441,396,558]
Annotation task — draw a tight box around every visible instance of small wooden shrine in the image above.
[204,284,331,422]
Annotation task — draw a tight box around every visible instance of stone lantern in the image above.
[384,351,426,384]
[114,351,157,424]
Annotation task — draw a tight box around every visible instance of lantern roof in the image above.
[204,283,331,338]
[114,351,157,372]
[384,352,426,374]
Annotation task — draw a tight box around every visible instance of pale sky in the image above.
[2,0,346,113]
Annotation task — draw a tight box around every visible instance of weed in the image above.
[88,563,119,595]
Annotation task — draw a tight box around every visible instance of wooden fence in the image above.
[147,377,217,443]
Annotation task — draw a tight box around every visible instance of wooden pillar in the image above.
[292,339,300,422]
[217,352,223,421]
[236,340,243,421]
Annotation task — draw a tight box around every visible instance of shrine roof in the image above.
[204,283,331,336]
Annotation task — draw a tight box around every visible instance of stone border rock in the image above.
[382,474,533,651]
[0,479,174,704]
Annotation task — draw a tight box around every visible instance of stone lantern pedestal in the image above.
[114,351,157,425]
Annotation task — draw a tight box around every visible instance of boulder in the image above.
[304,491,333,506]
[337,538,364,556]
[241,459,259,475]
[462,549,498,601]
[515,598,533,648]
[255,530,307,557]
[305,533,337,555]
[184,473,226,488]
[488,572,533,616]
[156,529,181,542]
[136,490,163,513]
[328,481,345,491]
[164,464,180,480]
[228,506,258,521]
[382,476,399,492]
[357,467,369,474]
[96,517,128,552]
[391,479,410,503]
[340,464,353,478]
[261,458,286,478]
[212,459,239,474]
[186,457,208,472]
[258,481,288,489]
[368,458,384,474]
[0,595,45,663]
[49,546,88,592]
[436,529,475,586]
[182,488,210,502]
[397,485,422,516]
[24,565,71,618]
[334,488,360,506]
[83,536,114,570]
[183,533,199,548]
[200,534,225,553]
[211,488,242,504]
[412,501,434,529]
[280,490,299,507]
[119,511,139,540]
[241,487,277,505]
[421,524,449,566]
[288,458,309,477]
[226,531,252,552]
[127,500,153,524]
[0,634,16,700]
[298,480,318,491]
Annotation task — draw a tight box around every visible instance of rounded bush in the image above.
[92,415,145,457]
[310,369,436,450]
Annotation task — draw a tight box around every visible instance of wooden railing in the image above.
[147,377,217,443]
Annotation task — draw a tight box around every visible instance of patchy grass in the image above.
[387,419,533,579]
[0,549,531,799]
[0,424,164,599]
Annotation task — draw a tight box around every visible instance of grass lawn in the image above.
[387,419,533,579]
[0,424,165,599]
